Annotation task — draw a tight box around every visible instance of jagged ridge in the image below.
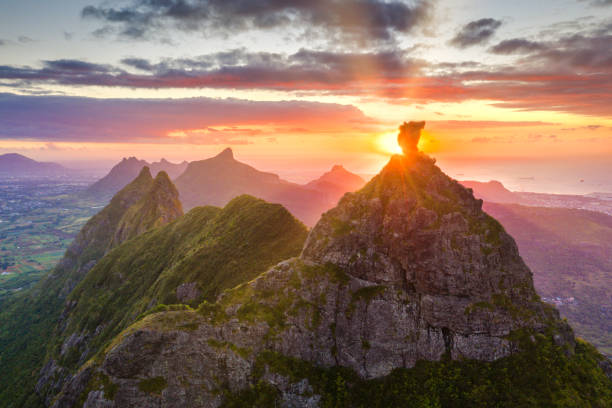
[51,152,612,407]
[37,195,308,405]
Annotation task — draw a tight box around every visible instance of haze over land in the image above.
[1,1,612,407]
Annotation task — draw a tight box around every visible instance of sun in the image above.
[377,132,404,155]
[377,130,434,155]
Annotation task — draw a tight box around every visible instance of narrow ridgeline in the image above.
[35,187,307,405]
[50,152,612,407]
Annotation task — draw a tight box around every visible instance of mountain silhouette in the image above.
[85,157,187,200]
[0,153,66,174]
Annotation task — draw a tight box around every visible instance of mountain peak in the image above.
[398,120,426,154]
[110,169,182,248]
[0,153,65,173]
[137,165,152,178]
[216,147,234,160]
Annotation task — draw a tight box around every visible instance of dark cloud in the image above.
[121,57,155,71]
[2,21,612,117]
[44,59,111,72]
[0,93,376,143]
[450,18,502,48]
[489,26,612,71]
[0,48,423,90]
[0,39,5,46]
[81,0,432,44]
[489,39,546,54]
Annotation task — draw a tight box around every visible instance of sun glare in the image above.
[377,132,403,155]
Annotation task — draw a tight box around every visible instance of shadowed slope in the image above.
[53,152,612,407]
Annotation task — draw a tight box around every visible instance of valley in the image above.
[0,174,103,298]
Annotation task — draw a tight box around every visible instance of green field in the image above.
[0,197,103,298]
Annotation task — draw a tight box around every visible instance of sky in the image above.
[0,0,611,193]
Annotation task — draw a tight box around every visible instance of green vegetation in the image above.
[0,169,155,408]
[77,371,118,405]
[50,194,307,374]
[485,202,612,357]
[224,332,612,408]
[138,376,167,396]
[0,201,101,298]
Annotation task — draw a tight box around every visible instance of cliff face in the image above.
[49,152,611,408]
[110,171,183,247]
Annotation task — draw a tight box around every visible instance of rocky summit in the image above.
[51,148,612,407]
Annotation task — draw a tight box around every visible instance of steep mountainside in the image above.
[110,171,183,247]
[85,157,187,200]
[0,167,180,408]
[305,164,366,205]
[484,202,612,357]
[174,148,334,226]
[54,152,612,407]
[0,153,66,174]
[36,195,308,405]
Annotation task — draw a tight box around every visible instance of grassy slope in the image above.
[0,169,154,408]
[484,203,612,356]
[52,195,308,372]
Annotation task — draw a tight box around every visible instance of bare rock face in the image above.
[176,282,201,304]
[53,152,574,407]
[397,121,425,154]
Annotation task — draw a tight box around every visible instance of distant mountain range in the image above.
[85,157,187,200]
[175,148,366,225]
[2,150,611,407]
[88,148,366,225]
[305,164,365,203]
[0,153,67,174]
[461,179,612,216]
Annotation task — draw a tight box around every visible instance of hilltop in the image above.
[0,153,66,174]
[85,157,187,200]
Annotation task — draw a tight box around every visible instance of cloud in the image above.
[489,39,547,54]
[0,39,6,46]
[450,18,502,48]
[0,48,424,90]
[81,0,433,45]
[2,21,612,117]
[0,93,377,144]
[18,36,34,43]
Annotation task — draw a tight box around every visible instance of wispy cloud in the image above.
[450,18,502,48]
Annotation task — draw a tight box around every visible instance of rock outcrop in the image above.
[52,150,595,408]
[110,170,183,247]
